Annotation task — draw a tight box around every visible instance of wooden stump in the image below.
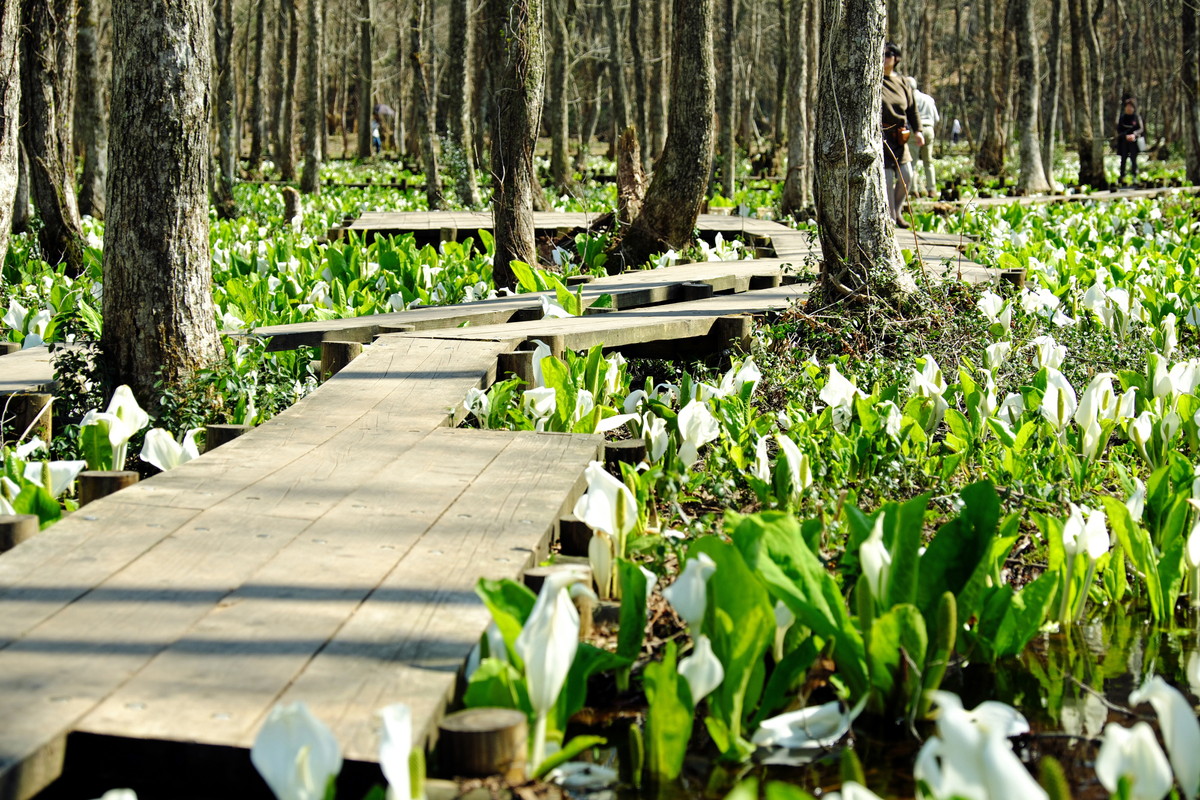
[680,281,714,301]
[565,274,594,286]
[1,392,52,443]
[438,708,528,782]
[283,186,302,229]
[498,349,537,386]
[1000,268,1027,288]
[204,423,252,453]
[557,515,592,557]
[749,273,783,290]
[320,340,362,381]
[523,562,591,595]
[0,342,19,355]
[715,314,754,353]
[78,471,139,506]
[604,439,647,472]
[0,514,39,552]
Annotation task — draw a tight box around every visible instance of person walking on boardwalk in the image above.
[1114,95,1144,189]
[907,76,940,197]
[881,42,923,228]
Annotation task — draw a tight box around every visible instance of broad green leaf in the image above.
[916,481,998,619]
[474,578,536,666]
[643,642,694,783]
[866,604,927,715]
[462,658,530,713]
[617,560,651,662]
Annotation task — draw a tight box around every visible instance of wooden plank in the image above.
[0,346,61,397]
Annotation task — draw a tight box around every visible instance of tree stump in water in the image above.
[438,707,528,781]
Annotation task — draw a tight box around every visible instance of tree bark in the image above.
[1014,0,1050,193]
[974,0,1005,174]
[278,0,299,180]
[603,0,630,132]
[717,0,735,196]
[75,0,109,220]
[299,0,323,193]
[248,0,267,172]
[1184,0,1200,184]
[548,0,572,191]
[1066,0,1106,187]
[357,0,373,158]
[213,0,238,217]
[486,0,545,289]
[20,0,83,273]
[269,0,285,161]
[648,0,669,161]
[1041,0,1062,188]
[630,0,650,168]
[105,0,222,399]
[446,0,481,205]
[410,0,443,208]
[614,0,715,269]
[0,0,19,260]
[780,0,811,216]
[815,0,911,304]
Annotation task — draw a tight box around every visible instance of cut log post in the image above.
[680,281,714,301]
[283,186,302,229]
[749,273,783,290]
[557,515,592,557]
[439,226,458,243]
[524,335,567,359]
[498,348,537,386]
[438,707,528,782]
[0,514,40,552]
[714,314,754,353]
[1,392,52,443]
[523,561,591,595]
[78,471,139,506]
[320,340,362,381]
[204,423,252,452]
[1000,268,1027,289]
[0,342,19,355]
[604,439,647,472]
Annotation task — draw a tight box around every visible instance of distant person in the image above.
[371,115,382,155]
[1114,95,1144,189]
[881,42,923,228]
[951,118,962,145]
[907,76,940,197]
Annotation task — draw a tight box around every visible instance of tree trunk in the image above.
[105,0,222,399]
[410,0,443,208]
[548,0,572,191]
[815,0,910,304]
[0,0,19,260]
[269,0,285,161]
[299,0,323,193]
[12,142,28,234]
[1041,0,1062,188]
[75,0,109,220]
[648,0,669,161]
[614,0,715,269]
[213,0,238,217]
[630,0,650,168]
[974,0,1005,174]
[278,0,299,180]
[20,0,83,273]
[603,0,630,132]
[780,0,810,215]
[248,0,267,172]
[1066,0,1106,187]
[357,0,373,158]
[486,0,545,289]
[446,0,480,205]
[717,0,735,196]
[1014,0,1049,193]
[1184,0,1200,184]
[772,0,789,153]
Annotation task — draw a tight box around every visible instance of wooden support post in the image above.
[438,226,458,243]
[78,471,139,506]
[715,314,754,354]
[320,340,362,381]
[1,391,52,443]
[680,281,714,301]
[523,561,591,595]
[999,268,1027,289]
[565,274,594,286]
[438,708,528,782]
[205,424,252,453]
[0,342,18,355]
[583,305,615,316]
[0,514,39,552]
[749,273,783,290]
[604,439,647,472]
[557,515,592,557]
[498,349,537,386]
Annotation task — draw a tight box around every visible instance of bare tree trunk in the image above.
[486,0,545,289]
[615,0,715,269]
[548,0,572,190]
[974,0,1005,173]
[603,0,630,132]
[1067,0,1106,187]
[446,0,481,204]
[270,0,285,160]
[780,0,810,215]
[648,0,669,160]
[300,0,323,193]
[105,0,222,399]
[410,0,443,207]
[357,0,373,158]
[1184,0,1200,184]
[278,0,299,179]
[631,0,650,168]
[21,0,83,273]
[1014,0,1049,193]
[248,0,267,172]
[76,0,109,220]
[772,0,789,153]
[717,0,736,196]
[815,0,911,304]
[0,0,19,260]
[214,0,238,217]
[1041,0,1062,187]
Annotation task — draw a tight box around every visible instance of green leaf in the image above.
[886,493,932,609]
[474,578,536,666]
[11,484,61,526]
[916,481,998,619]
[79,422,114,471]
[617,560,651,662]
[462,658,531,712]
[643,642,694,783]
[510,260,541,293]
[865,604,927,715]
[532,735,608,779]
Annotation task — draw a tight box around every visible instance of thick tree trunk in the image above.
[213,0,238,217]
[105,0,222,399]
[357,0,373,158]
[1067,0,1106,187]
[648,0,669,161]
[603,0,630,132]
[75,0,109,220]
[0,0,19,260]
[248,0,267,172]
[21,0,83,273]
[717,0,735,196]
[1041,0,1062,188]
[12,142,28,234]
[1014,0,1050,193]
[630,0,650,169]
[548,0,572,191]
[815,0,911,304]
[1184,0,1200,184]
[410,0,443,208]
[974,0,1005,174]
[486,0,545,289]
[278,0,299,180]
[269,0,285,161]
[299,0,323,193]
[614,0,715,269]
[772,0,789,153]
[780,0,810,215]
[446,0,480,205]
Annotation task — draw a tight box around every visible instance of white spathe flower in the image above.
[823,783,885,800]
[1127,478,1147,522]
[139,428,202,472]
[529,339,552,388]
[21,459,86,498]
[773,599,795,662]
[1031,335,1066,370]
[676,399,719,466]
[1095,722,1174,800]
[539,295,572,319]
[106,385,151,434]
[1130,411,1154,460]
[1075,373,1118,429]
[819,365,863,430]
[716,358,761,397]
[1039,368,1077,432]
[984,341,1012,373]
[379,703,415,800]
[998,393,1025,427]
[752,698,866,751]
[251,702,343,800]
[977,290,1011,330]
[678,634,724,704]
[1129,676,1200,800]
[662,552,717,636]
[642,414,669,462]
[90,792,137,800]
[909,355,949,425]
[775,434,812,501]
[751,435,771,484]
[572,461,637,542]
[859,516,891,603]
[589,530,615,601]
[623,389,648,414]
[522,387,557,426]
[463,387,490,422]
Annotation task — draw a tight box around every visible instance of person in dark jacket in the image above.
[1115,96,1144,189]
[881,42,923,227]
